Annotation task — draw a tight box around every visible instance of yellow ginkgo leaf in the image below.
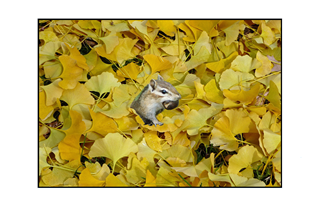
[266,81,281,109]
[114,116,139,131]
[145,170,157,187]
[143,54,173,74]
[60,83,95,109]
[88,133,138,171]
[41,167,74,187]
[255,51,273,78]
[84,161,111,181]
[85,161,103,175]
[173,132,190,147]
[101,20,130,33]
[193,31,211,55]
[115,38,139,64]
[100,101,130,119]
[43,60,63,79]
[39,128,65,148]
[39,147,52,175]
[226,109,251,135]
[157,20,176,36]
[88,109,118,136]
[116,62,140,80]
[230,55,253,73]
[159,145,193,163]
[58,110,86,161]
[204,79,224,104]
[179,22,196,42]
[210,109,252,151]
[41,79,64,106]
[229,173,265,187]
[223,83,261,105]
[78,168,105,187]
[263,129,281,154]
[83,47,98,71]
[85,71,121,96]
[58,55,84,89]
[137,139,158,175]
[39,91,54,121]
[66,44,89,70]
[219,68,255,90]
[162,40,186,56]
[144,131,162,152]
[126,153,148,185]
[210,116,238,151]
[99,33,119,54]
[206,59,225,73]
[156,166,180,187]
[206,51,238,73]
[95,38,138,65]
[177,103,223,136]
[105,173,128,186]
[194,81,205,100]
[220,20,243,46]
[172,155,212,177]
[39,41,60,65]
[261,22,276,46]
[78,20,101,31]
[112,84,131,107]
[89,55,114,76]
[39,30,59,44]
[258,111,272,130]
[208,173,233,186]
[58,133,82,162]
[188,20,220,37]
[185,46,210,70]
[228,145,263,174]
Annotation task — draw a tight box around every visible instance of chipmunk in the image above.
[130,75,181,127]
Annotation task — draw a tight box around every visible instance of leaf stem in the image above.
[50,165,82,174]
[178,173,192,187]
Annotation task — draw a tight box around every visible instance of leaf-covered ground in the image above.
[39,19,281,187]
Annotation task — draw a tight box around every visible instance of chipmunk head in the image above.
[149,75,181,110]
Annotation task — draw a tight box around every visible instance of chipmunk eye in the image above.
[161,89,168,94]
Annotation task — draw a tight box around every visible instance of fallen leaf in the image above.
[204,79,224,104]
[126,153,148,185]
[261,22,276,46]
[39,91,54,121]
[88,133,138,171]
[79,168,105,187]
[228,145,263,174]
[144,170,157,187]
[158,20,176,36]
[105,173,128,186]
[255,51,273,77]
[266,81,281,109]
[87,108,118,136]
[41,79,64,106]
[39,147,52,175]
[144,131,163,152]
[60,83,95,110]
[219,68,255,90]
[263,129,281,154]
[58,55,84,89]
[144,54,173,74]
[85,71,121,96]
[223,83,261,105]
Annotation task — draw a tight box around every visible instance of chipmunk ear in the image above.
[157,75,164,81]
[149,79,157,91]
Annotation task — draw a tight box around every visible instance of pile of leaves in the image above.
[39,20,281,187]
